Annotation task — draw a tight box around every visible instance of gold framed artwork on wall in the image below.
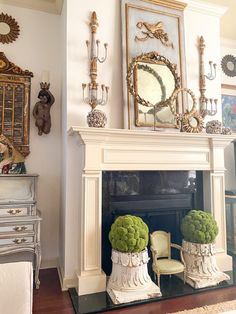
[121,0,187,129]
[222,84,236,133]
[0,52,33,156]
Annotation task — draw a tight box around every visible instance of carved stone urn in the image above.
[182,240,230,289]
[107,249,161,304]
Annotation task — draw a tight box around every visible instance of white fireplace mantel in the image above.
[68,127,235,296]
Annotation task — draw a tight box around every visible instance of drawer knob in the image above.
[13,226,27,232]
[13,238,27,244]
[7,209,22,215]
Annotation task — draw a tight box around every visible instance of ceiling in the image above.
[0,0,64,15]
[195,0,236,40]
[0,0,235,39]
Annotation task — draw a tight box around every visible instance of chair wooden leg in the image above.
[158,273,160,287]
[153,272,156,283]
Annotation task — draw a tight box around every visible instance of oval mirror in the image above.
[127,52,181,128]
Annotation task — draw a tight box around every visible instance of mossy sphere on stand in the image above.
[181,209,218,244]
[109,215,149,253]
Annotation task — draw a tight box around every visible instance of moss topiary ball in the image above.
[108,215,149,253]
[181,209,218,244]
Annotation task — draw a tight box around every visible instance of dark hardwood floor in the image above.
[34,268,236,314]
[33,268,74,314]
[102,286,236,314]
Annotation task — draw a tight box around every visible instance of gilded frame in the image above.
[127,51,181,128]
[221,84,236,133]
[0,13,20,44]
[0,52,33,156]
[121,0,187,129]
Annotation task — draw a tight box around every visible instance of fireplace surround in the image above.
[69,127,235,296]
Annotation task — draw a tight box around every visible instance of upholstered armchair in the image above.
[150,230,186,287]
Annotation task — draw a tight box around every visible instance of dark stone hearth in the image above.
[69,271,234,314]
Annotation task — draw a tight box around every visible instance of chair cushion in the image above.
[154,259,184,274]
[0,261,33,314]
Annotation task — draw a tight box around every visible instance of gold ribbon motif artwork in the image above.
[135,21,174,48]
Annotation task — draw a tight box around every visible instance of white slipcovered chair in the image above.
[0,261,33,314]
[150,230,186,287]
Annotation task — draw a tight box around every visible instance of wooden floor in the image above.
[34,268,236,314]
[33,268,74,314]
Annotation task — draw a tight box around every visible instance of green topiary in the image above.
[108,215,149,253]
[180,209,218,244]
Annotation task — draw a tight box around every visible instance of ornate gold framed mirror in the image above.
[0,13,20,44]
[121,0,187,129]
[127,51,181,128]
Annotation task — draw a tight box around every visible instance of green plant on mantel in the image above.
[181,209,218,244]
[108,214,149,253]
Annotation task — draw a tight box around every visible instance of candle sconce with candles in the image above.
[33,72,55,136]
[199,36,218,118]
[82,11,109,128]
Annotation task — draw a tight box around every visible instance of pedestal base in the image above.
[182,240,231,289]
[185,271,230,289]
[107,249,161,304]
[107,281,161,304]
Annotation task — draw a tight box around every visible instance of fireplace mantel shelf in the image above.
[69,126,235,141]
[69,126,234,296]
[69,126,235,172]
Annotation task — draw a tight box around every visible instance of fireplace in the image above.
[102,170,203,275]
[69,127,234,296]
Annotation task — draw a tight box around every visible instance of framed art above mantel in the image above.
[221,84,236,133]
[121,0,187,129]
[0,52,33,156]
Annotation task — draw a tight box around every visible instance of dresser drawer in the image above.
[0,205,36,217]
[0,224,34,233]
[0,175,37,204]
[0,236,34,246]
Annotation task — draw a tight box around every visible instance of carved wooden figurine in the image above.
[33,83,55,136]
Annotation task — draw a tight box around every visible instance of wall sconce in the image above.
[33,72,55,136]
[82,11,109,128]
[199,36,217,117]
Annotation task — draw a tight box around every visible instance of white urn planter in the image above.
[182,240,230,289]
[107,248,161,304]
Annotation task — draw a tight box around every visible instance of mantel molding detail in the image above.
[69,127,234,296]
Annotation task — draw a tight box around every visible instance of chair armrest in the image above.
[171,243,182,250]
[150,246,159,264]
[170,243,186,266]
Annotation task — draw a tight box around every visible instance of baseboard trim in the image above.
[57,265,77,291]
[41,258,58,269]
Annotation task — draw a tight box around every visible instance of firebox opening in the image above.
[102,170,204,276]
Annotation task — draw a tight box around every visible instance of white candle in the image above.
[41,71,50,83]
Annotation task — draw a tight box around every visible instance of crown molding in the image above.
[183,0,228,18]
[0,0,64,15]
[221,37,236,49]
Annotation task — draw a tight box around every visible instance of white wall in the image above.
[1,4,62,268]
[61,0,231,287]
[67,0,123,129]
[184,0,223,123]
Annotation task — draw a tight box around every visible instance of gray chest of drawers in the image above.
[0,174,42,288]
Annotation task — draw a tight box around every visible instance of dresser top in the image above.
[0,174,38,177]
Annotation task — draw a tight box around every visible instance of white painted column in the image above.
[77,156,106,295]
[203,138,232,271]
